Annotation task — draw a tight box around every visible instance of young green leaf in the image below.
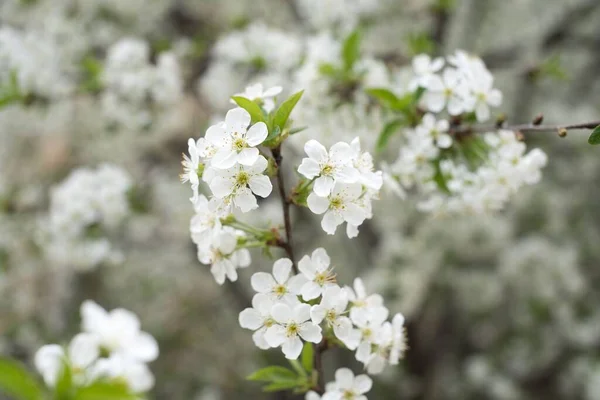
[263,380,301,392]
[365,88,400,110]
[289,126,308,135]
[271,90,304,132]
[247,366,297,382]
[377,119,405,152]
[588,125,600,145]
[300,342,313,374]
[74,382,137,400]
[342,29,362,71]
[288,360,307,378]
[0,358,44,400]
[231,96,266,124]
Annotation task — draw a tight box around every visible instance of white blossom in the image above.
[322,368,373,400]
[311,286,356,348]
[251,258,307,303]
[264,303,323,359]
[239,293,282,350]
[307,182,366,235]
[232,83,282,113]
[298,248,337,301]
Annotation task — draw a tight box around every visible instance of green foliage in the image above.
[53,361,74,400]
[74,382,138,400]
[0,71,23,108]
[230,96,267,125]
[0,358,44,400]
[270,90,304,132]
[376,119,406,152]
[300,342,313,374]
[247,363,313,394]
[80,56,103,94]
[588,125,600,145]
[537,54,568,81]
[342,29,362,72]
[406,32,435,56]
[433,0,456,11]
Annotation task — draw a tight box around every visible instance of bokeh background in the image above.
[2,0,600,399]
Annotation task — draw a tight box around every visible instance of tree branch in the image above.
[449,120,600,135]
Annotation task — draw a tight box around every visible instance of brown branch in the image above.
[449,120,600,135]
[272,145,327,395]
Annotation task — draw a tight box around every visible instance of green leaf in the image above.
[247,366,297,383]
[0,358,44,400]
[588,125,600,145]
[301,342,313,374]
[288,360,307,378]
[271,90,304,132]
[74,382,137,400]
[231,96,266,124]
[318,63,338,77]
[365,88,400,109]
[53,361,74,399]
[263,380,301,392]
[377,119,405,152]
[263,125,281,146]
[342,29,362,71]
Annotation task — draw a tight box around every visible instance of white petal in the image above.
[294,303,311,322]
[233,188,258,212]
[335,166,360,183]
[312,248,331,268]
[313,176,334,197]
[128,332,159,362]
[249,175,273,198]
[205,124,227,145]
[299,323,322,344]
[423,92,445,112]
[239,308,264,330]
[355,342,372,363]
[475,102,490,122]
[109,309,141,334]
[124,361,155,393]
[310,305,327,324]
[304,140,328,163]
[321,211,343,235]
[298,255,317,279]
[225,107,251,133]
[252,328,271,350]
[209,176,235,198]
[251,272,276,293]
[342,204,367,226]
[271,303,293,324]
[273,258,292,284]
[329,142,353,163]
[34,345,64,387]
[263,86,283,97]
[282,337,303,359]
[68,333,99,368]
[264,325,287,347]
[335,368,355,390]
[298,158,321,179]
[307,193,330,214]
[81,300,108,333]
[211,149,238,169]
[287,274,308,294]
[248,155,268,174]
[301,281,322,301]
[237,147,260,166]
[354,375,373,394]
[488,89,503,106]
[246,122,268,146]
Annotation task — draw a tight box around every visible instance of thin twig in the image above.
[271,146,297,273]
[449,120,600,135]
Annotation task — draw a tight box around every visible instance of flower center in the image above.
[236,171,250,186]
[321,164,334,176]
[264,317,275,328]
[362,327,373,339]
[443,87,453,97]
[315,270,336,286]
[326,309,337,322]
[286,322,299,337]
[343,390,356,399]
[233,137,247,151]
[330,197,344,210]
[273,284,288,297]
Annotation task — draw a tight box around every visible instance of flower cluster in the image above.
[36,164,132,270]
[240,248,407,373]
[0,26,75,99]
[35,301,158,394]
[299,138,382,237]
[102,38,183,130]
[381,51,548,214]
[183,105,278,284]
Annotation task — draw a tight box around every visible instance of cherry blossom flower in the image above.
[197,227,251,285]
[298,140,359,197]
[311,285,355,348]
[322,368,373,400]
[415,113,452,149]
[307,182,366,235]
[80,301,159,363]
[239,293,284,350]
[264,303,322,359]
[209,155,273,213]
[206,108,268,169]
[251,258,307,303]
[298,248,337,300]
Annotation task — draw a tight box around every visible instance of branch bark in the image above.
[449,120,600,135]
